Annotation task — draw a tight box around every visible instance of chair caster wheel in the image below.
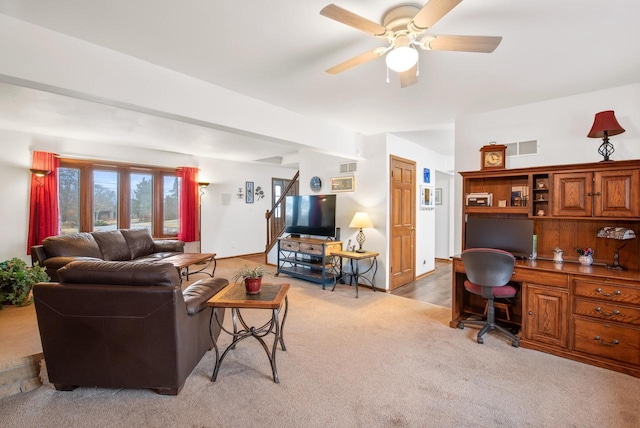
[458,322,465,330]
[477,337,484,344]
[512,340,519,348]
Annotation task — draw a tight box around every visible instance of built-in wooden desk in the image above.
[452,256,640,378]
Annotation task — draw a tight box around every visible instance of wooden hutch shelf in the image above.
[455,159,640,378]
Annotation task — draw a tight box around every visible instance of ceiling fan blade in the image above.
[325,49,384,74]
[424,35,502,53]
[321,4,389,37]
[399,65,418,88]
[411,0,463,31]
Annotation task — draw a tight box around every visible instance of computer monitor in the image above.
[465,216,534,259]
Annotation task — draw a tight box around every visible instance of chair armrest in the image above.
[183,277,229,315]
[153,240,185,253]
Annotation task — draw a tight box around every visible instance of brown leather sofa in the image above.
[33,260,228,395]
[31,228,185,281]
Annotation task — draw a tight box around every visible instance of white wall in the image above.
[0,128,294,263]
[454,83,640,255]
[198,158,295,258]
[435,170,454,259]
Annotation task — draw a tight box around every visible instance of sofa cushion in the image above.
[58,261,180,287]
[91,230,132,261]
[42,233,102,259]
[120,229,155,259]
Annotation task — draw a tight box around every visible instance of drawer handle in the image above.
[595,287,621,297]
[594,336,619,346]
[595,307,620,317]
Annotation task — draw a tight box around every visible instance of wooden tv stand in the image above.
[276,236,342,288]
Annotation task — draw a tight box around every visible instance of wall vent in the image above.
[339,162,357,173]
[505,140,538,157]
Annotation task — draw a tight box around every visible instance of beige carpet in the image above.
[1,258,639,428]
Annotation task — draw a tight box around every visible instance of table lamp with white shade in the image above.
[349,212,373,253]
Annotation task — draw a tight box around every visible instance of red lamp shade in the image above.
[587,110,626,138]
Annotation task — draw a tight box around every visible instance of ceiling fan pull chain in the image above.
[386,66,390,84]
[416,58,420,77]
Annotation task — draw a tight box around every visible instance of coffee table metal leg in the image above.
[271,307,281,383]
[210,309,221,382]
[279,296,288,351]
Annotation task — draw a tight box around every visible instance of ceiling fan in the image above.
[320,0,502,87]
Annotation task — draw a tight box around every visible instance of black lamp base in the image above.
[598,135,615,162]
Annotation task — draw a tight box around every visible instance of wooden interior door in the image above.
[390,156,416,290]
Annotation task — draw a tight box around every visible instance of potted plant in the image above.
[231,264,270,294]
[0,258,49,309]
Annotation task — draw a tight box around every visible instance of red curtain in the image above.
[27,151,59,254]
[178,167,199,242]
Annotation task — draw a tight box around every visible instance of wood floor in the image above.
[247,253,452,308]
[390,259,452,308]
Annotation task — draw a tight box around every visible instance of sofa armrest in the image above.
[43,256,104,270]
[31,245,47,267]
[183,277,229,315]
[153,239,185,253]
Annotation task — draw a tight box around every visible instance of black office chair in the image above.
[459,248,520,347]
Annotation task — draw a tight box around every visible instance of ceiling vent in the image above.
[340,162,357,173]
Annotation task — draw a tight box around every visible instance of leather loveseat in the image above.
[33,260,228,395]
[31,228,185,281]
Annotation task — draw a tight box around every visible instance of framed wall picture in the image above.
[435,188,442,205]
[245,181,254,203]
[330,176,355,192]
[423,168,431,183]
[420,186,435,209]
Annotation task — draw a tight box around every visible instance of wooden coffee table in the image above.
[162,252,217,282]
[207,282,289,383]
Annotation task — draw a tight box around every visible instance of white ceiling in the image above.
[0,0,639,160]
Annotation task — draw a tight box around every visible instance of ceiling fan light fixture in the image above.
[420,35,436,50]
[386,45,418,72]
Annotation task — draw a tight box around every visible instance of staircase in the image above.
[265,171,299,254]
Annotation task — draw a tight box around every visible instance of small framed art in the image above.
[420,186,435,209]
[330,176,355,192]
[435,188,442,205]
[246,181,254,203]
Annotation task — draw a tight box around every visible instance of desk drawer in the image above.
[280,240,300,251]
[574,298,640,326]
[574,318,640,365]
[574,279,640,304]
[300,243,325,255]
[513,270,568,288]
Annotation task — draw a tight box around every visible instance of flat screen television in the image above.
[465,216,534,259]
[284,194,337,237]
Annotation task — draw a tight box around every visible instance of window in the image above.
[59,168,80,234]
[163,175,180,235]
[93,170,118,231]
[130,172,152,232]
[58,159,179,238]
